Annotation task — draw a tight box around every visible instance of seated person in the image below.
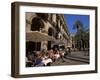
[25,57,33,67]
[59,49,66,62]
[41,51,52,66]
[47,50,55,61]
[54,50,60,62]
[34,52,44,67]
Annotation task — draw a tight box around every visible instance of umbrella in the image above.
[26,31,55,42]
[26,31,55,51]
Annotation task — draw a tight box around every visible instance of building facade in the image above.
[26,12,71,52]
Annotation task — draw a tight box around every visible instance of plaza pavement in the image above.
[51,51,89,66]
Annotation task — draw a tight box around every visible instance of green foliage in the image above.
[73,20,89,51]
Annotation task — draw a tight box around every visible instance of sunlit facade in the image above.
[26,12,71,52]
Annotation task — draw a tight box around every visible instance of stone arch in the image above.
[31,17,44,31]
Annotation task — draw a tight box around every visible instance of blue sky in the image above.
[64,14,90,34]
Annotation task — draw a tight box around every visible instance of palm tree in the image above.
[83,29,89,50]
[73,20,85,51]
[73,20,84,31]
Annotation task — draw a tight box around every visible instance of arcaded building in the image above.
[26,12,71,52]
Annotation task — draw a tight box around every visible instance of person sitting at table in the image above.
[47,50,55,62]
[41,51,52,66]
[26,51,35,67]
[34,51,45,67]
[25,56,33,67]
[54,50,60,62]
[59,49,66,62]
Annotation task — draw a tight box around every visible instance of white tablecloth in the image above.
[42,58,52,65]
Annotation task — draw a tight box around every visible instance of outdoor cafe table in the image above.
[42,58,52,66]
